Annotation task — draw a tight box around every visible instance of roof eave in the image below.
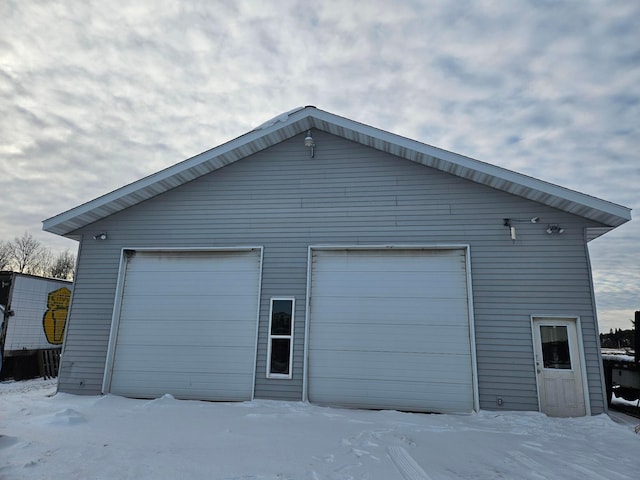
[43,111,316,236]
[306,108,631,228]
[43,106,632,237]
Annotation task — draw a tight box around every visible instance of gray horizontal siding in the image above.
[59,130,605,413]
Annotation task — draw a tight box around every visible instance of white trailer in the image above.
[0,271,72,379]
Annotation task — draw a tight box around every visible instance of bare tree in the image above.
[49,249,76,280]
[38,248,54,277]
[1,233,70,277]
[8,232,50,274]
[0,241,11,270]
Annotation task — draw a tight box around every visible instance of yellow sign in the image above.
[42,287,71,345]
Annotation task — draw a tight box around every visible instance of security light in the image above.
[304,130,315,157]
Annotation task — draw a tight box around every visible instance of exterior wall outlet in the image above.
[496,396,503,406]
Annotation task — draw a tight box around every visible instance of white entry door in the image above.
[532,317,586,417]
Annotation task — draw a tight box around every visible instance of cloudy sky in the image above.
[1,0,637,332]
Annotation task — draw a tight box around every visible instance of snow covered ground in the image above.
[1,379,639,480]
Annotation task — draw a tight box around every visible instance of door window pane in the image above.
[540,325,572,369]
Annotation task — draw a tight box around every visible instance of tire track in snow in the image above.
[387,446,432,480]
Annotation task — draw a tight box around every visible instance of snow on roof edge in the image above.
[253,106,307,131]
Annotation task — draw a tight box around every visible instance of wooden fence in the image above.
[38,348,61,379]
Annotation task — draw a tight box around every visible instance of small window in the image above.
[267,298,294,378]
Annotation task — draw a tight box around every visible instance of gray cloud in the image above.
[0,0,637,331]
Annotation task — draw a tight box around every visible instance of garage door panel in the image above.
[308,248,474,414]
[114,330,256,348]
[312,377,472,398]
[119,300,253,324]
[110,372,251,401]
[109,250,260,400]
[117,312,251,328]
[122,272,256,296]
[310,297,470,326]
[310,354,472,383]
[310,378,472,412]
[112,346,254,372]
[119,303,249,323]
[116,322,256,347]
[310,325,471,353]
[311,295,470,315]
[311,350,473,376]
[121,279,255,298]
[312,250,465,272]
[127,252,257,271]
[311,271,467,299]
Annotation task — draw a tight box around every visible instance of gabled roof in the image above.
[43,106,631,241]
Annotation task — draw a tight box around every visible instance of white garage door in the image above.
[308,248,474,413]
[107,250,261,401]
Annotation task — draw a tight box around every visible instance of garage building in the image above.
[43,107,631,416]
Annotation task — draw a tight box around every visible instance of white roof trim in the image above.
[43,106,631,239]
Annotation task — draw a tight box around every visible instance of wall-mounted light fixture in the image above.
[304,130,315,157]
[546,225,564,235]
[93,232,108,240]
